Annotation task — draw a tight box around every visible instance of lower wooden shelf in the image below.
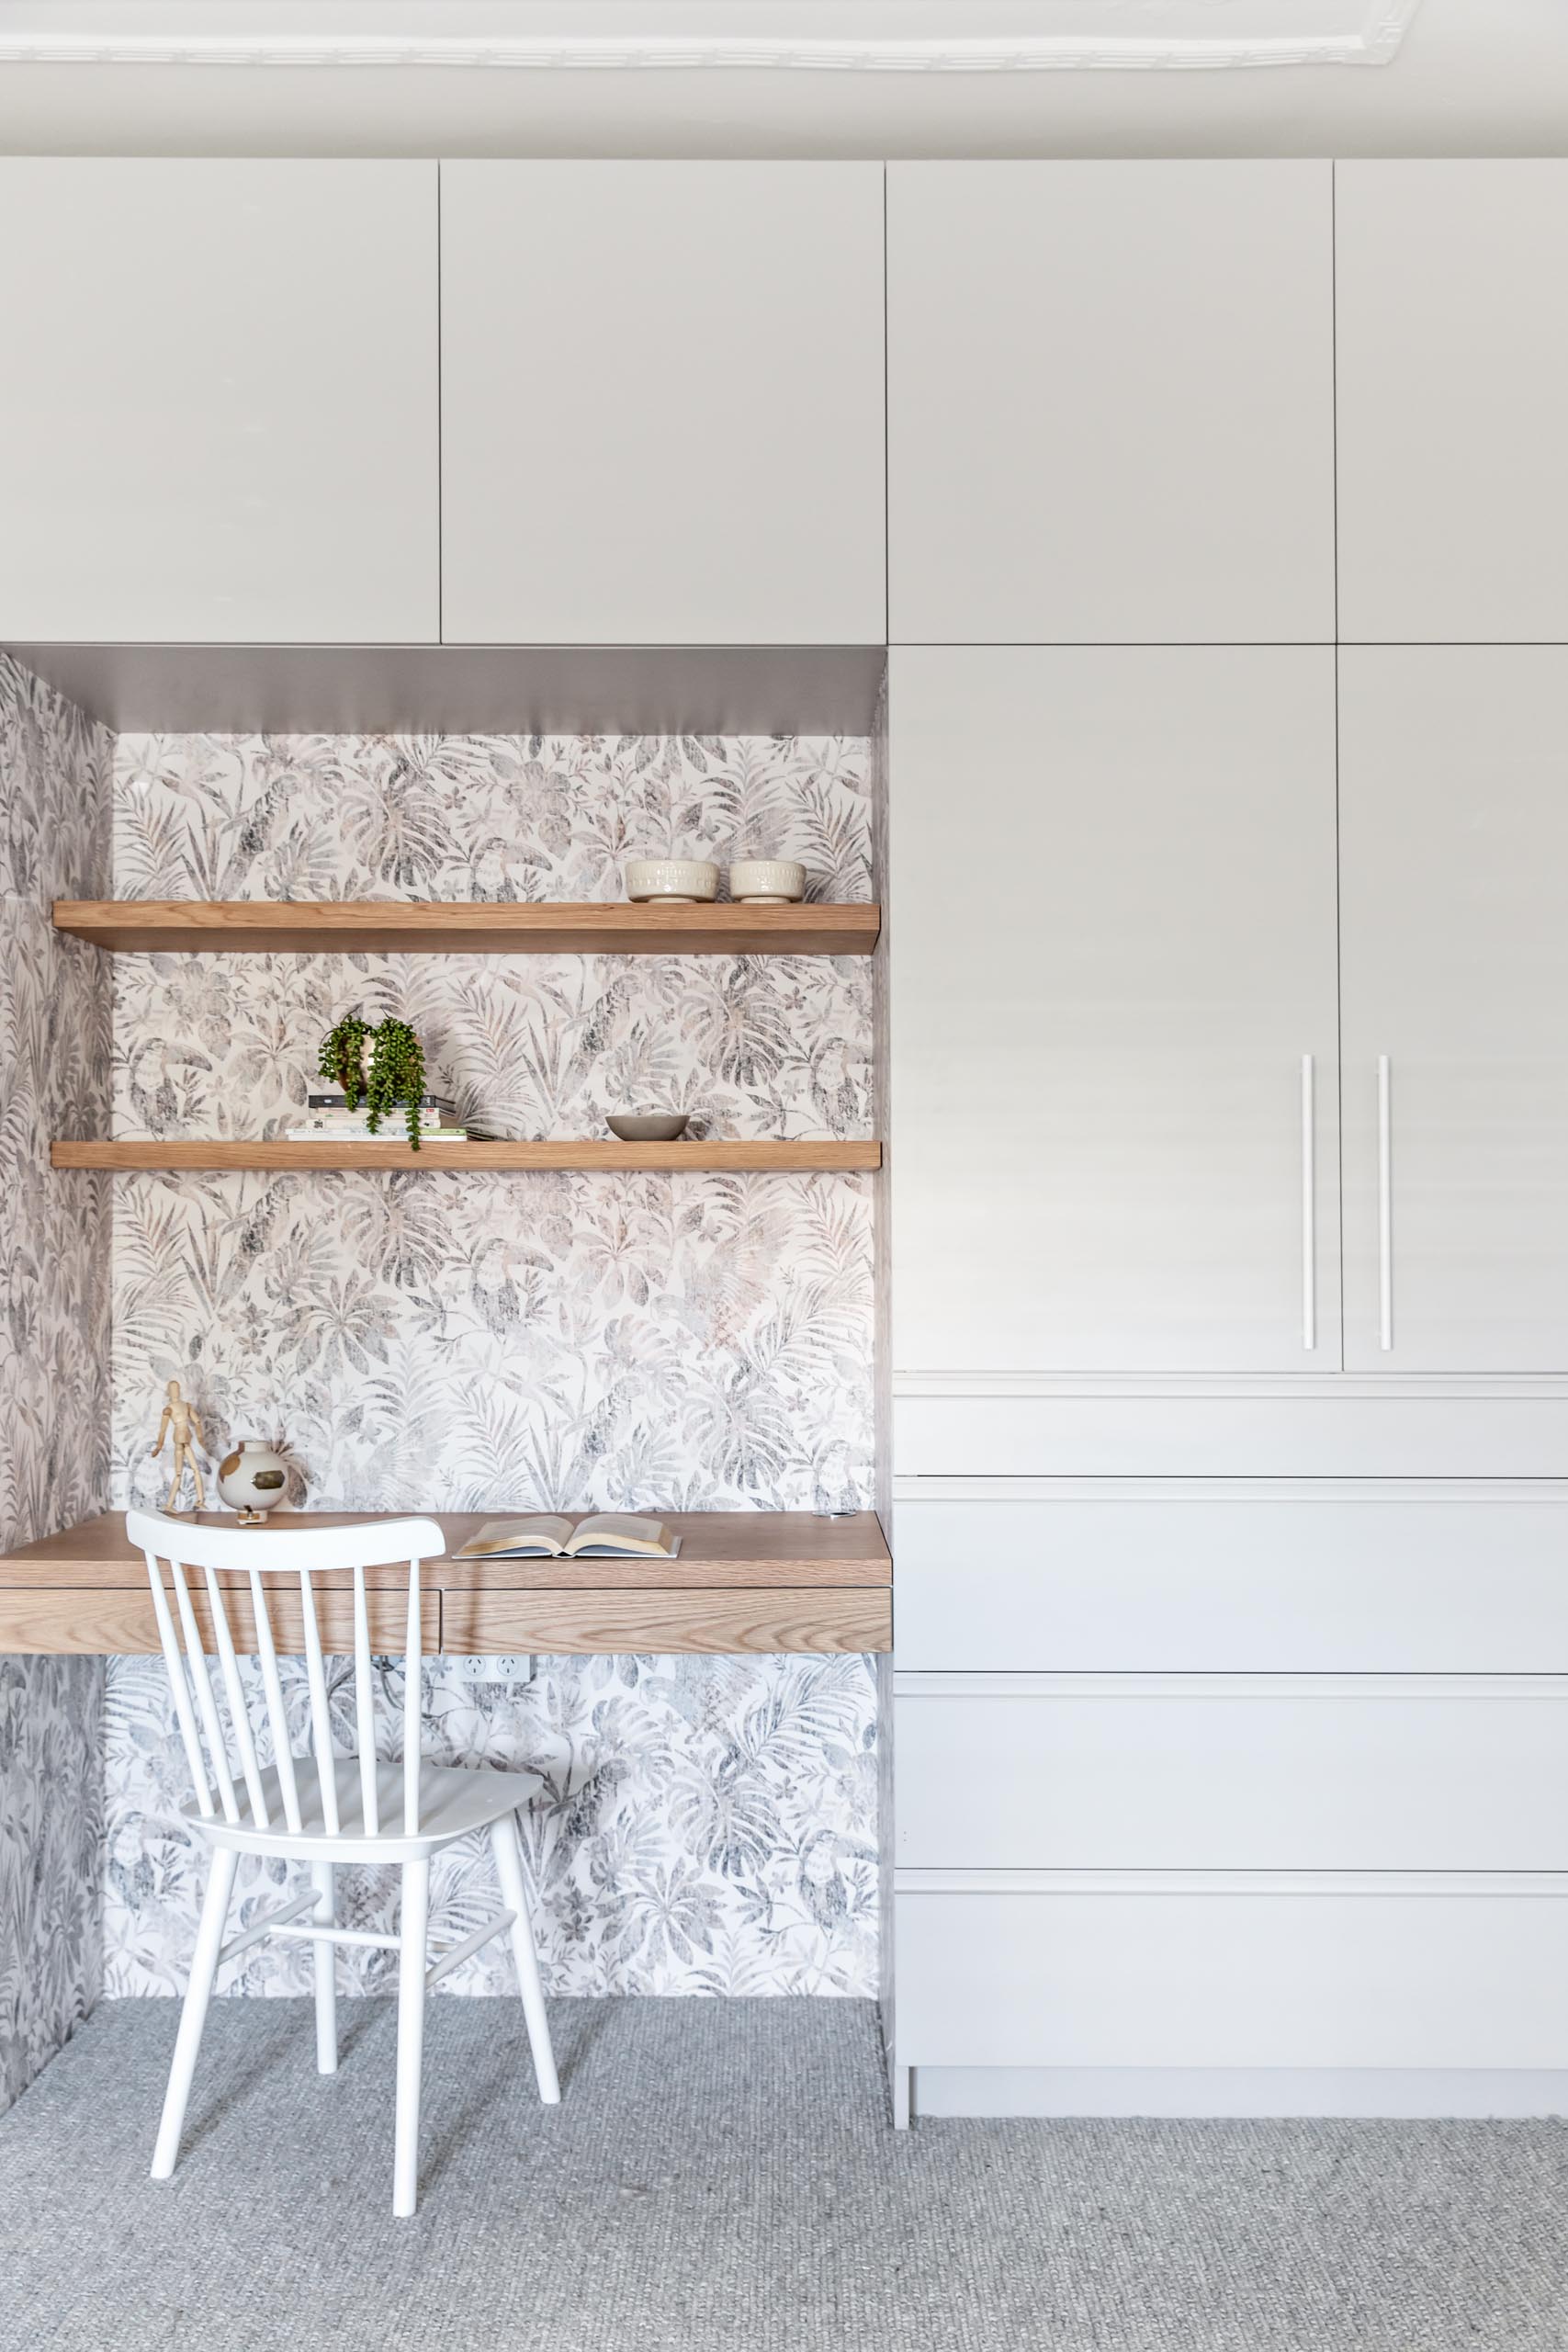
[51,1139,881,1174]
[0,1510,892,1656]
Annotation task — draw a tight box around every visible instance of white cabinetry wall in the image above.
[2,149,1564,2120]
[886,160,1568,2122]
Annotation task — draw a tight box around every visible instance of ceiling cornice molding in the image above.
[0,3,1427,74]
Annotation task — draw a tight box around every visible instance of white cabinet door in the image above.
[440,164,886,645]
[886,163,1335,645]
[1340,650,1568,1372]
[889,648,1340,1376]
[1337,163,1568,643]
[0,160,438,643]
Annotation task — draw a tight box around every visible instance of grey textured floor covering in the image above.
[3,1997,1567,2351]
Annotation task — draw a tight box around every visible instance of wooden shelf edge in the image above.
[52,899,882,958]
[51,1138,882,1173]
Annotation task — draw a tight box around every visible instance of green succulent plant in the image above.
[317,1012,429,1150]
[317,1013,375,1106]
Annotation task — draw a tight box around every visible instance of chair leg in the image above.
[152,1845,239,2181]
[393,1858,430,2219]
[488,1814,559,2105]
[310,1860,337,2075]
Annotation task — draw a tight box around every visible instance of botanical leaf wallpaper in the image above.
[106,1649,878,1999]
[104,726,879,1999]
[0,655,112,2111]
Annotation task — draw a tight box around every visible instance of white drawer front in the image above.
[894,1489,1568,1672]
[895,1675,1568,1871]
[896,1877,1568,2071]
[893,1392,1568,1479]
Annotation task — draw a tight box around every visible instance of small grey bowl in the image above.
[607,1113,690,1143]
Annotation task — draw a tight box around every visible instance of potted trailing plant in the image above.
[318,1012,429,1150]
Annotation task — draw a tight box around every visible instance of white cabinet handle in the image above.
[1301,1053,1315,1351]
[1378,1054,1393,1351]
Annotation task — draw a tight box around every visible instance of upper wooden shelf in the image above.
[51,1139,881,1174]
[52,899,881,958]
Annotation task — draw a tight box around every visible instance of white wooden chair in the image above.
[128,1509,559,2217]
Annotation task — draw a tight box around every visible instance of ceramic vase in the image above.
[218,1439,290,1524]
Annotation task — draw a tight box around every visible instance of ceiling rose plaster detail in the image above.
[0,2,1427,73]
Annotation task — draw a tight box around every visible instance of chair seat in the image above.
[186,1755,545,1859]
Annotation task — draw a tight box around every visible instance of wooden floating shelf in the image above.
[51,1139,882,1174]
[52,899,881,958]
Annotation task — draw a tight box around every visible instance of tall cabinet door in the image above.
[0,160,439,642]
[440,164,886,645]
[886,163,1335,645]
[1340,650,1568,1372]
[889,649,1340,1377]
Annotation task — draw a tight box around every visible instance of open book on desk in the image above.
[453,1513,681,1561]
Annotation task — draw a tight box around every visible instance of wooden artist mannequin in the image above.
[151,1379,207,1512]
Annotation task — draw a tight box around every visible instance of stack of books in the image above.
[285,1091,491,1144]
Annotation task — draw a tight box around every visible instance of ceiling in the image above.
[0,5,1430,72]
[0,0,1562,157]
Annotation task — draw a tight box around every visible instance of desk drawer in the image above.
[895,1673,1568,1870]
[441,1587,890,1655]
[895,1874,1568,2070]
[0,1586,439,1655]
[895,1487,1568,1671]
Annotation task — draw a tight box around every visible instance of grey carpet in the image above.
[3,2000,1567,2352]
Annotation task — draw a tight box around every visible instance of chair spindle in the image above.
[143,1558,216,1818]
[403,1557,423,1836]
[247,1566,303,1835]
[298,1566,340,1836]
[203,1563,270,1829]
[168,1558,243,1826]
[353,1563,379,1836]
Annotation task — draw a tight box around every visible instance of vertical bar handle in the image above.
[1378,1054,1393,1351]
[1300,1054,1315,1351]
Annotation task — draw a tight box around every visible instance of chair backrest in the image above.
[127,1510,446,1840]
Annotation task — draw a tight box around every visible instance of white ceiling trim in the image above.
[0,2,1427,73]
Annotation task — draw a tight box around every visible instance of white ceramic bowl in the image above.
[728,860,807,904]
[625,859,719,904]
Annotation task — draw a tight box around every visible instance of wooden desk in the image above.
[0,1510,892,1657]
